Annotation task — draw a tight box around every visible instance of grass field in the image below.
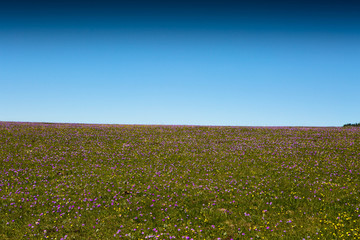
[1,122,360,239]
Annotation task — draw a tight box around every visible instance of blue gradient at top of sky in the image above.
[1,0,360,126]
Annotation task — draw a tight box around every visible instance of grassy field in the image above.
[1,122,360,239]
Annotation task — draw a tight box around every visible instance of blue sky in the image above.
[1,0,360,126]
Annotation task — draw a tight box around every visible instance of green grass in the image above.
[1,122,360,239]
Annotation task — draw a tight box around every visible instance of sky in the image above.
[1,0,360,126]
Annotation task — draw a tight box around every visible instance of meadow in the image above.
[1,122,359,239]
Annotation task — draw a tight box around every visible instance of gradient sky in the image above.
[1,0,360,126]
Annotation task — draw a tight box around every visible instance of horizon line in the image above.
[0,120,341,128]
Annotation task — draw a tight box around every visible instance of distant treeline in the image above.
[343,123,360,127]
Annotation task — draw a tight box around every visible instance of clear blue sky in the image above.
[1,0,359,126]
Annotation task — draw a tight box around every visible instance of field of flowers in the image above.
[1,122,360,239]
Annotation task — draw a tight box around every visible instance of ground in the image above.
[1,122,360,239]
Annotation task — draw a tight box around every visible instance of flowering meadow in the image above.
[1,122,360,239]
